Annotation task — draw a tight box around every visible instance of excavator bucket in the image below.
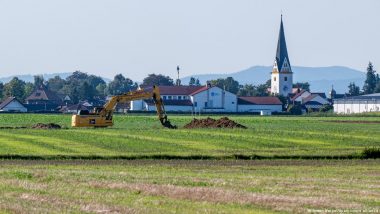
[160,116,177,129]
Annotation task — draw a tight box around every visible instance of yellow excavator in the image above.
[71,85,177,129]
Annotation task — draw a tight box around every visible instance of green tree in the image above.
[276,95,287,111]
[78,81,96,101]
[96,83,107,96]
[3,77,26,100]
[363,62,377,94]
[0,83,4,100]
[33,75,44,88]
[237,80,270,97]
[210,77,240,94]
[189,77,196,86]
[87,75,106,91]
[195,78,201,86]
[47,76,66,93]
[319,104,333,113]
[293,82,310,91]
[62,71,106,102]
[287,104,302,115]
[107,74,137,95]
[143,74,174,86]
[23,82,34,100]
[238,84,255,96]
[348,82,360,96]
[375,82,380,93]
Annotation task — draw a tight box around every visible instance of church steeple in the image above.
[275,15,292,73]
[271,15,293,96]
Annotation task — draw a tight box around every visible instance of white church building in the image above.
[270,15,293,97]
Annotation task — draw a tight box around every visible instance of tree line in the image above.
[347,62,380,96]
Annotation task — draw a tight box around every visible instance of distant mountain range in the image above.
[0,73,111,84]
[0,66,366,95]
[181,66,366,94]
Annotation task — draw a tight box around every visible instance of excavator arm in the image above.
[71,86,177,129]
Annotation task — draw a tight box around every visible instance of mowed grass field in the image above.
[0,114,379,213]
[0,160,379,213]
[0,114,379,158]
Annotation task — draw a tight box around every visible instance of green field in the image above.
[0,114,379,213]
[0,114,379,158]
[0,160,379,213]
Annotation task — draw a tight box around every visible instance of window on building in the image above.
[284,77,288,81]
[232,102,235,104]
[194,102,197,107]
[178,96,182,100]
[274,77,276,81]
[163,96,167,100]
[205,102,208,107]
[168,96,172,100]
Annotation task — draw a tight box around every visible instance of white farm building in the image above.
[0,97,27,112]
[333,93,380,114]
[130,85,283,113]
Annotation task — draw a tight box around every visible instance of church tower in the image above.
[271,15,293,96]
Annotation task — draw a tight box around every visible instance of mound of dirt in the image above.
[32,123,61,129]
[184,117,247,129]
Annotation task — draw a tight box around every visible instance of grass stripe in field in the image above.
[0,135,58,155]
[171,129,330,146]
[74,129,221,151]
[0,131,111,155]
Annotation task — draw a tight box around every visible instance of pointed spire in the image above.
[275,15,292,73]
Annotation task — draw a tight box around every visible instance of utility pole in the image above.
[176,66,181,86]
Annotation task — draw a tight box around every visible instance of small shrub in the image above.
[361,147,380,159]
[287,104,302,115]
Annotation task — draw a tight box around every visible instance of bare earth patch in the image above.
[19,193,136,214]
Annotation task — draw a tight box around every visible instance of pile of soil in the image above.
[32,123,61,129]
[184,117,247,129]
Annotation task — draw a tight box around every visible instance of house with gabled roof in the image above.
[131,84,238,112]
[25,85,62,105]
[24,85,63,112]
[0,97,27,112]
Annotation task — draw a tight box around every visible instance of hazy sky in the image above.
[0,0,379,81]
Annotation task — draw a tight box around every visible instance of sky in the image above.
[0,0,379,81]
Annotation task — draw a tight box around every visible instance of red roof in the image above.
[189,86,209,95]
[291,89,307,101]
[238,96,282,105]
[142,86,204,95]
[26,85,61,102]
[145,99,193,106]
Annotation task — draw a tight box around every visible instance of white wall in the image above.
[334,101,380,114]
[1,100,27,112]
[237,104,282,113]
[147,104,192,112]
[130,100,144,111]
[271,72,293,96]
[191,87,237,112]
